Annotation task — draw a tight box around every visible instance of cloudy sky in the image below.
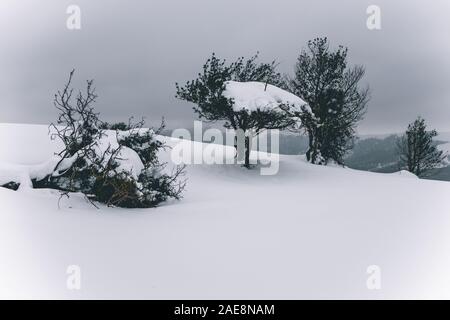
[0,0,449,134]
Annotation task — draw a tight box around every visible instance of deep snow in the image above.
[1,123,450,299]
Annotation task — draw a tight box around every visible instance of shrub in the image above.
[39,70,186,208]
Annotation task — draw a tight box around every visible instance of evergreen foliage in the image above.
[38,70,186,208]
[286,37,369,165]
[175,53,293,167]
[397,117,447,177]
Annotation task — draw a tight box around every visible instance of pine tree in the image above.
[397,117,446,177]
[175,53,293,168]
[286,37,369,165]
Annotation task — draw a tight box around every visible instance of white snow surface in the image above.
[95,130,145,179]
[223,81,310,112]
[0,128,146,187]
[389,170,419,179]
[1,123,450,299]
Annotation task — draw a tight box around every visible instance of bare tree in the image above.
[49,69,104,181]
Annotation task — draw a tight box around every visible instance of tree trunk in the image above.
[307,130,320,164]
[306,134,313,162]
[244,136,251,168]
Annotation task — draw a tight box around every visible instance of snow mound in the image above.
[0,156,77,191]
[95,131,145,179]
[390,170,419,179]
[0,130,145,189]
[223,81,310,112]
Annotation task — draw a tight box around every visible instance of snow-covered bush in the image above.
[100,122,131,131]
[3,70,186,208]
[87,121,186,208]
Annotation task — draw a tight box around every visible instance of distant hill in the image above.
[161,127,450,182]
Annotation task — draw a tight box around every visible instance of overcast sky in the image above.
[0,0,449,134]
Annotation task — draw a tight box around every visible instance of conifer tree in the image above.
[286,37,369,165]
[176,53,294,168]
[397,117,446,177]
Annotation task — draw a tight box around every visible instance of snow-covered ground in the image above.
[1,123,450,299]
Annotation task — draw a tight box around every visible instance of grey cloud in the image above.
[0,0,449,134]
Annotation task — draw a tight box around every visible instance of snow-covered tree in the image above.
[397,117,446,177]
[35,70,186,208]
[286,37,370,165]
[175,53,301,168]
